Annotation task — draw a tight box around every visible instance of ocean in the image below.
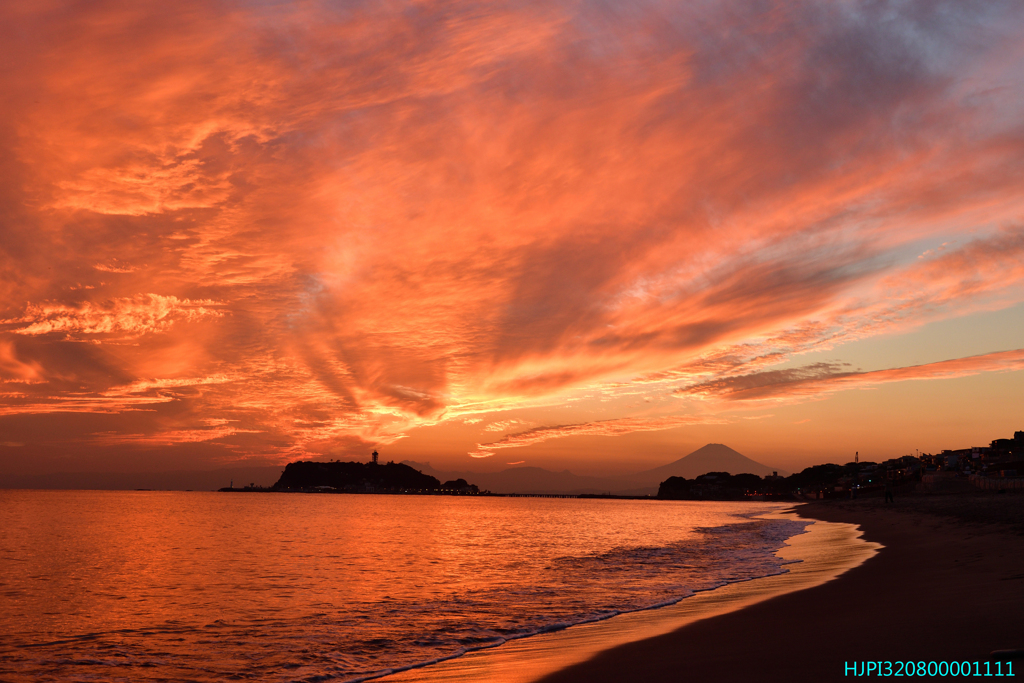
[0,490,809,682]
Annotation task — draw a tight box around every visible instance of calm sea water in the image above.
[0,491,807,682]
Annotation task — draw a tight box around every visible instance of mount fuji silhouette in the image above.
[628,443,785,484]
[404,443,784,495]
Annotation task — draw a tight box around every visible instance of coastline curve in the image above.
[377,507,880,683]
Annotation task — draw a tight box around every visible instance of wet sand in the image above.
[539,495,1024,683]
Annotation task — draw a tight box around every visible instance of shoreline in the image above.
[538,495,1024,683]
[378,509,877,683]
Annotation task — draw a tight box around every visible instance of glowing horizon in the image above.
[2,0,1023,479]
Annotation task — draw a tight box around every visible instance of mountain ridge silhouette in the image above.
[628,443,786,482]
[403,443,785,495]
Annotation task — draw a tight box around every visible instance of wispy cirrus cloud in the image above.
[1,295,224,340]
[89,422,263,447]
[677,349,1024,403]
[0,374,236,416]
[470,415,730,457]
[625,227,1024,393]
[483,419,532,433]
[93,261,139,273]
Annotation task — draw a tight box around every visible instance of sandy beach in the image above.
[540,494,1024,683]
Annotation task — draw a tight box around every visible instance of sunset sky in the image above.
[2,0,1023,480]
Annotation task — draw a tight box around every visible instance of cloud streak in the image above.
[2,295,224,339]
[470,415,730,457]
[677,349,1024,403]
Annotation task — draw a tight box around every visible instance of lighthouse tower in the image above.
[371,450,379,465]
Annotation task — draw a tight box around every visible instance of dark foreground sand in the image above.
[540,494,1024,683]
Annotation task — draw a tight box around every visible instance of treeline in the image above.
[658,462,906,500]
[658,472,782,500]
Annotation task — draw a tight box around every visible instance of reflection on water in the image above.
[384,514,880,683]
[0,490,805,682]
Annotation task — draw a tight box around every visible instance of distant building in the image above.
[941,449,970,469]
[371,450,379,465]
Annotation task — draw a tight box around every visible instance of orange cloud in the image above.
[482,419,532,432]
[470,415,730,457]
[677,349,1024,403]
[2,295,223,339]
[2,0,1024,470]
[0,341,43,382]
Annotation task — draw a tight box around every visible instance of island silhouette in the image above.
[220,455,482,494]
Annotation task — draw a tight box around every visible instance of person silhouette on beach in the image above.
[884,479,894,503]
